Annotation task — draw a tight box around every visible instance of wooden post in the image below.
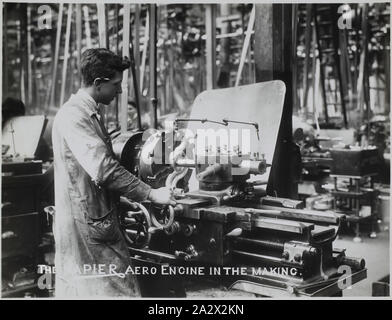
[128,11,142,130]
[235,5,255,87]
[60,4,73,107]
[115,4,120,54]
[312,26,321,132]
[385,35,390,114]
[167,38,174,113]
[254,3,296,199]
[49,3,64,108]
[97,3,107,48]
[20,3,27,104]
[83,5,92,48]
[97,3,108,124]
[140,11,149,93]
[205,4,216,90]
[26,4,33,107]
[341,27,353,112]
[105,4,110,50]
[338,27,350,126]
[291,4,298,113]
[254,4,273,81]
[149,4,158,128]
[330,6,348,128]
[302,4,313,113]
[217,4,231,88]
[120,4,131,133]
[114,4,120,127]
[313,7,329,124]
[134,4,141,91]
[357,4,369,122]
[76,4,82,87]
[3,3,8,97]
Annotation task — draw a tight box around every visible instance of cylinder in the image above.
[197,163,221,180]
[337,256,366,270]
[175,158,196,167]
[234,237,284,251]
[124,217,136,225]
[238,160,266,174]
[125,229,145,237]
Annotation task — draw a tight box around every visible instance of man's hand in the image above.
[148,187,177,206]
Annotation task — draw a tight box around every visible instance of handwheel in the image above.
[150,205,175,229]
[119,201,152,249]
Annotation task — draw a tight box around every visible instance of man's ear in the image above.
[93,78,103,89]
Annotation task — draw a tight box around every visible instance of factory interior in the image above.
[1,3,390,299]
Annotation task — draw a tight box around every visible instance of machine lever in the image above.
[225,228,243,237]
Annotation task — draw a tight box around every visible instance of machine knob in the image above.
[294,254,302,262]
[209,238,217,249]
[225,228,242,237]
[183,224,196,237]
[337,256,366,270]
[282,251,289,260]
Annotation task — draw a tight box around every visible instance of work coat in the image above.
[52,89,151,298]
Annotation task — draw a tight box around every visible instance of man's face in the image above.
[97,71,123,105]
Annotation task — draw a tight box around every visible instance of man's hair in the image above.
[80,48,130,86]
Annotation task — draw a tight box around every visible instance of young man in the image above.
[52,48,175,297]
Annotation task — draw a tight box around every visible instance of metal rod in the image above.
[332,7,348,128]
[234,237,285,251]
[27,4,33,107]
[205,4,216,90]
[134,4,141,89]
[313,5,329,124]
[302,4,313,112]
[140,11,149,92]
[76,4,82,87]
[49,3,64,109]
[126,229,145,237]
[174,118,227,127]
[120,4,130,133]
[60,4,73,107]
[292,4,298,112]
[3,3,8,97]
[222,118,259,140]
[83,5,92,48]
[249,206,340,225]
[128,10,142,130]
[149,4,158,129]
[124,217,137,224]
[231,250,282,264]
[235,5,255,87]
[97,3,107,48]
[114,4,119,127]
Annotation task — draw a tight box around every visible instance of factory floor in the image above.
[335,226,390,297]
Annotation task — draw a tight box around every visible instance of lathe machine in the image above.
[112,81,366,297]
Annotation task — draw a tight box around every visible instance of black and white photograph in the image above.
[0,0,390,302]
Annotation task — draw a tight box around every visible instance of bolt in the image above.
[309,247,318,256]
[287,286,297,295]
[282,251,289,260]
[294,254,302,262]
